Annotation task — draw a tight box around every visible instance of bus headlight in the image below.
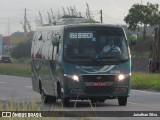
[64,74,79,82]
[72,75,79,81]
[118,74,125,81]
[118,73,131,81]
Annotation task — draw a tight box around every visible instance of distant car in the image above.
[0,56,12,63]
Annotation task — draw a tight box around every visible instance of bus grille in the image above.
[82,75,116,82]
[85,86,113,94]
[82,75,116,94]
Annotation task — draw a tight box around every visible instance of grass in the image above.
[0,100,41,120]
[0,96,93,119]
[0,63,31,77]
[12,58,31,64]
[131,72,160,91]
[0,100,53,120]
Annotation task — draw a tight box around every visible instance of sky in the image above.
[0,0,160,36]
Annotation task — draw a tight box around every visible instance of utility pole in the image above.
[100,10,103,23]
[24,8,27,34]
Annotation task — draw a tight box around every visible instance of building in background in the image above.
[3,36,16,53]
[0,35,3,55]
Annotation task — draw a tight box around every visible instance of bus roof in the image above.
[64,23,123,29]
[35,23,123,32]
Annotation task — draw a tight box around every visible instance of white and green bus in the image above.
[31,20,131,106]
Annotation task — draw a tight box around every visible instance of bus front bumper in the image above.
[64,86,129,99]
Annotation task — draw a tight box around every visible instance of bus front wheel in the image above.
[118,97,127,106]
[40,83,56,104]
[41,87,50,104]
[57,82,70,107]
[62,97,70,107]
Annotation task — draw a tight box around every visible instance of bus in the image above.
[31,21,131,106]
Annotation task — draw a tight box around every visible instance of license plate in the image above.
[93,82,106,86]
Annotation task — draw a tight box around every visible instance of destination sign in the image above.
[69,32,93,39]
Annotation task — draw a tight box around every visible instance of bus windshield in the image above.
[63,27,129,64]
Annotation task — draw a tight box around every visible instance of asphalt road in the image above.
[0,75,160,120]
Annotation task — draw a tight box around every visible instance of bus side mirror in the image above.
[52,36,59,46]
[52,36,61,54]
[130,34,137,45]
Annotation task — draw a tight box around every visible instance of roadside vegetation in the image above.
[0,63,31,77]
[0,100,49,120]
[130,38,152,58]
[124,2,160,41]
[12,57,30,64]
[11,40,31,59]
[131,72,160,91]
[0,102,40,119]
[0,98,93,119]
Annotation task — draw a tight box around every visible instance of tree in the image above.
[11,32,33,59]
[124,2,160,40]
[11,40,31,59]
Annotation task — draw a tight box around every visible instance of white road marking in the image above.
[25,86,32,88]
[132,90,160,95]
[128,102,141,105]
[0,82,6,84]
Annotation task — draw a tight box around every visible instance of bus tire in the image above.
[91,99,97,104]
[118,97,127,106]
[57,82,70,107]
[98,99,105,103]
[62,97,70,107]
[41,87,49,104]
[40,82,53,104]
